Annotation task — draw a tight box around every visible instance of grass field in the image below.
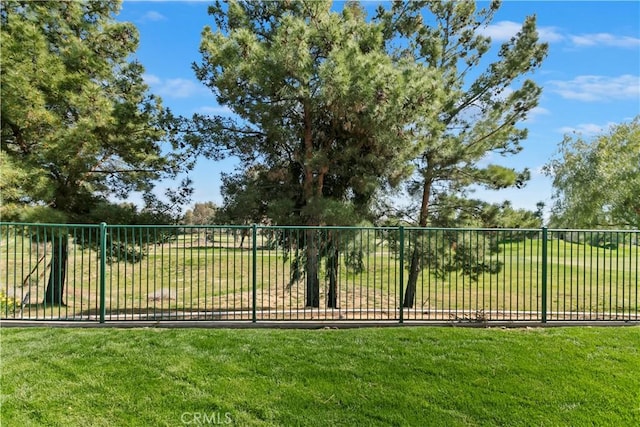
[1,326,639,426]
[1,226,638,322]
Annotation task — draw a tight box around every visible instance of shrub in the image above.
[0,290,20,315]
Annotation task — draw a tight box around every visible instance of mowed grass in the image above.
[1,326,639,426]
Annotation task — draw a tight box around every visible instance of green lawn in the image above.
[1,326,639,426]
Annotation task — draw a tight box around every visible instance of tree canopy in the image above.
[194,0,442,227]
[374,0,548,306]
[429,197,543,229]
[183,202,217,225]
[545,116,640,229]
[0,0,188,224]
[0,0,193,304]
[193,0,444,307]
[377,0,547,227]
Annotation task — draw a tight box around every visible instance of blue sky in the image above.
[116,1,640,215]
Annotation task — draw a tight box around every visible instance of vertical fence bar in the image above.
[635,231,638,320]
[264,227,269,320]
[2,225,8,318]
[18,225,24,319]
[252,224,257,323]
[541,227,548,323]
[399,226,404,324]
[99,222,107,323]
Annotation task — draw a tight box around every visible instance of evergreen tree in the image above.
[1,1,191,304]
[376,0,548,307]
[193,0,441,307]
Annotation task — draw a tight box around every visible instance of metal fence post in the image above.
[541,227,548,324]
[252,224,257,323]
[99,222,107,324]
[399,226,405,324]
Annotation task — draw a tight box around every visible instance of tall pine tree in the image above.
[193,0,442,307]
[377,0,548,307]
[1,1,190,304]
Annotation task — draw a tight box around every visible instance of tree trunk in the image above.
[302,100,320,308]
[403,249,421,308]
[326,232,339,308]
[404,170,432,308]
[43,237,68,306]
[305,229,320,307]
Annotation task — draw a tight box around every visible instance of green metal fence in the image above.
[1,222,638,323]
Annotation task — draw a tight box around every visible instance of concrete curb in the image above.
[1,320,638,329]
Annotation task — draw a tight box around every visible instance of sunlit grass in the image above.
[1,327,639,426]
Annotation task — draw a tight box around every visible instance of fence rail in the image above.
[1,223,638,324]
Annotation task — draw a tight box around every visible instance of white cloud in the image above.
[161,79,207,98]
[547,75,640,102]
[524,106,550,123]
[531,106,550,116]
[480,21,521,41]
[142,73,161,85]
[143,74,209,99]
[481,21,638,49]
[570,33,640,48]
[480,21,563,43]
[138,10,167,23]
[197,105,233,116]
[537,27,565,44]
[558,122,617,136]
